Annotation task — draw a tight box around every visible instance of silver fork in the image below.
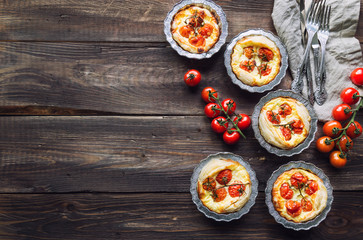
[314,4,331,105]
[291,0,322,94]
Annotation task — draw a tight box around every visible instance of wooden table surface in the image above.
[0,1,362,239]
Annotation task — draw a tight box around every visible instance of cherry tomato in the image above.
[240,60,256,72]
[243,46,254,59]
[213,188,227,202]
[350,68,363,86]
[228,181,246,198]
[189,35,205,47]
[278,103,292,117]
[285,200,302,217]
[323,120,342,138]
[202,177,216,191]
[316,136,335,153]
[211,116,228,133]
[198,23,213,37]
[301,199,313,212]
[266,110,280,124]
[291,119,304,134]
[233,114,251,130]
[280,183,293,199]
[201,87,218,103]
[223,128,240,145]
[258,47,274,61]
[216,169,232,185]
[184,69,201,87]
[332,104,352,121]
[336,135,353,152]
[329,151,347,168]
[340,87,360,105]
[179,25,193,38]
[280,126,292,141]
[204,103,221,118]
[290,172,307,188]
[221,98,236,115]
[346,121,362,139]
[305,180,318,195]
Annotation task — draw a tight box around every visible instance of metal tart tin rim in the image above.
[265,161,334,231]
[224,28,288,93]
[190,152,258,221]
[164,0,228,59]
[251,90,318,156]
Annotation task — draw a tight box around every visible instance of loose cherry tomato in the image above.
[184,69,201,87]
[228,181,246,198]
[233,114,251,130]
[211,116,228,133]
[266,110,280,124]
[201,87,218,103]
[332,104,352,121]
[350,68,363,86]
[213,188,227,202]
[323,120,342,138]
[301,199,313,212]
[329,151,347,168]
[285,200,302,217]
[202,177,216,191]
[340,87,360,105]
[223,128,240,145]
[336,135,353,152]
[280,183,293,199]
[221,98,236,115]
[305,180,318,195]
[346,121,362,139]
[290,172,307,188]
[316,136,335,153]
[216,169,232,185]
[204,103,221,118]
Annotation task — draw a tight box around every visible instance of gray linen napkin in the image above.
[272,0,363,121]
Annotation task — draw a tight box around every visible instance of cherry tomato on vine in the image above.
[204,103,221,118]
[340,87,360,105]
[184,69,201,87]
[329,151,347,168]
[223,128,240,145]
[323,120,342,138]
[316,136,335,153]
[221,98,236,115]
[336,135,353,152]
[332,104,352,121]
[211,116,228,133]
[233,114,251,130]
[350,68,363,86]
[201,87,218,103]
[346,121,362,139]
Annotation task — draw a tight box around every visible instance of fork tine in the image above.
[326,5,331,30]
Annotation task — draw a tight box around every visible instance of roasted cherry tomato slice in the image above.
[316,136,335,153]
[336,135,353,152]
[280,126,292,141]
[350,68,363,86]
[201,87,218,103]
[329,151,347,168]
[266,110,280,124]
[301,199,313,212]
[189,35,205,47]
[240,60,256,72]
[204,103,221,118]
[211,116,228,133]
[228,181,246,198]
[198,23,213,37]
[291,119,304,134]
[346,121,362,139]
[179,25,193,38]
[280,183,293,199]
[223,128,240,145]
[285,200,302,217]
[216,169,232,185]
[233,114,251,130]
[278,103,292,117]
[305,180,318,195]
[202,177,216,191]
[340,87,360,105]
[323,120,342,138]
[290,172,307,188]
[221,98,236,115]
[332,104,352,121]
[258,47,274,61]
[213,188,227,202]
[258,64,272,76]
[184,69,201,87]
[243,46,254,59]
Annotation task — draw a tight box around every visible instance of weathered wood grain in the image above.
[0,116,362,193]
[0,192,361,240]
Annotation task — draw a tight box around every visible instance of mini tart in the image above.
[272,168,328,223]
[231,35,281,86]
[258,97,311,150]
[171,5,220,54]
[197,158,251,214]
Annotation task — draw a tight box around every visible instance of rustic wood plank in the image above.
[0,192,361,240]
[0,116,362,193]
[0,0,362,42]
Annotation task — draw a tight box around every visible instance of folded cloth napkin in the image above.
[272,0,363,121]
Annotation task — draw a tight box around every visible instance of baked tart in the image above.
[258,97,311,150]
[231,35,281,86]
[272,168,328,223]
[171,5,220,54]
[197,157,251,214]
